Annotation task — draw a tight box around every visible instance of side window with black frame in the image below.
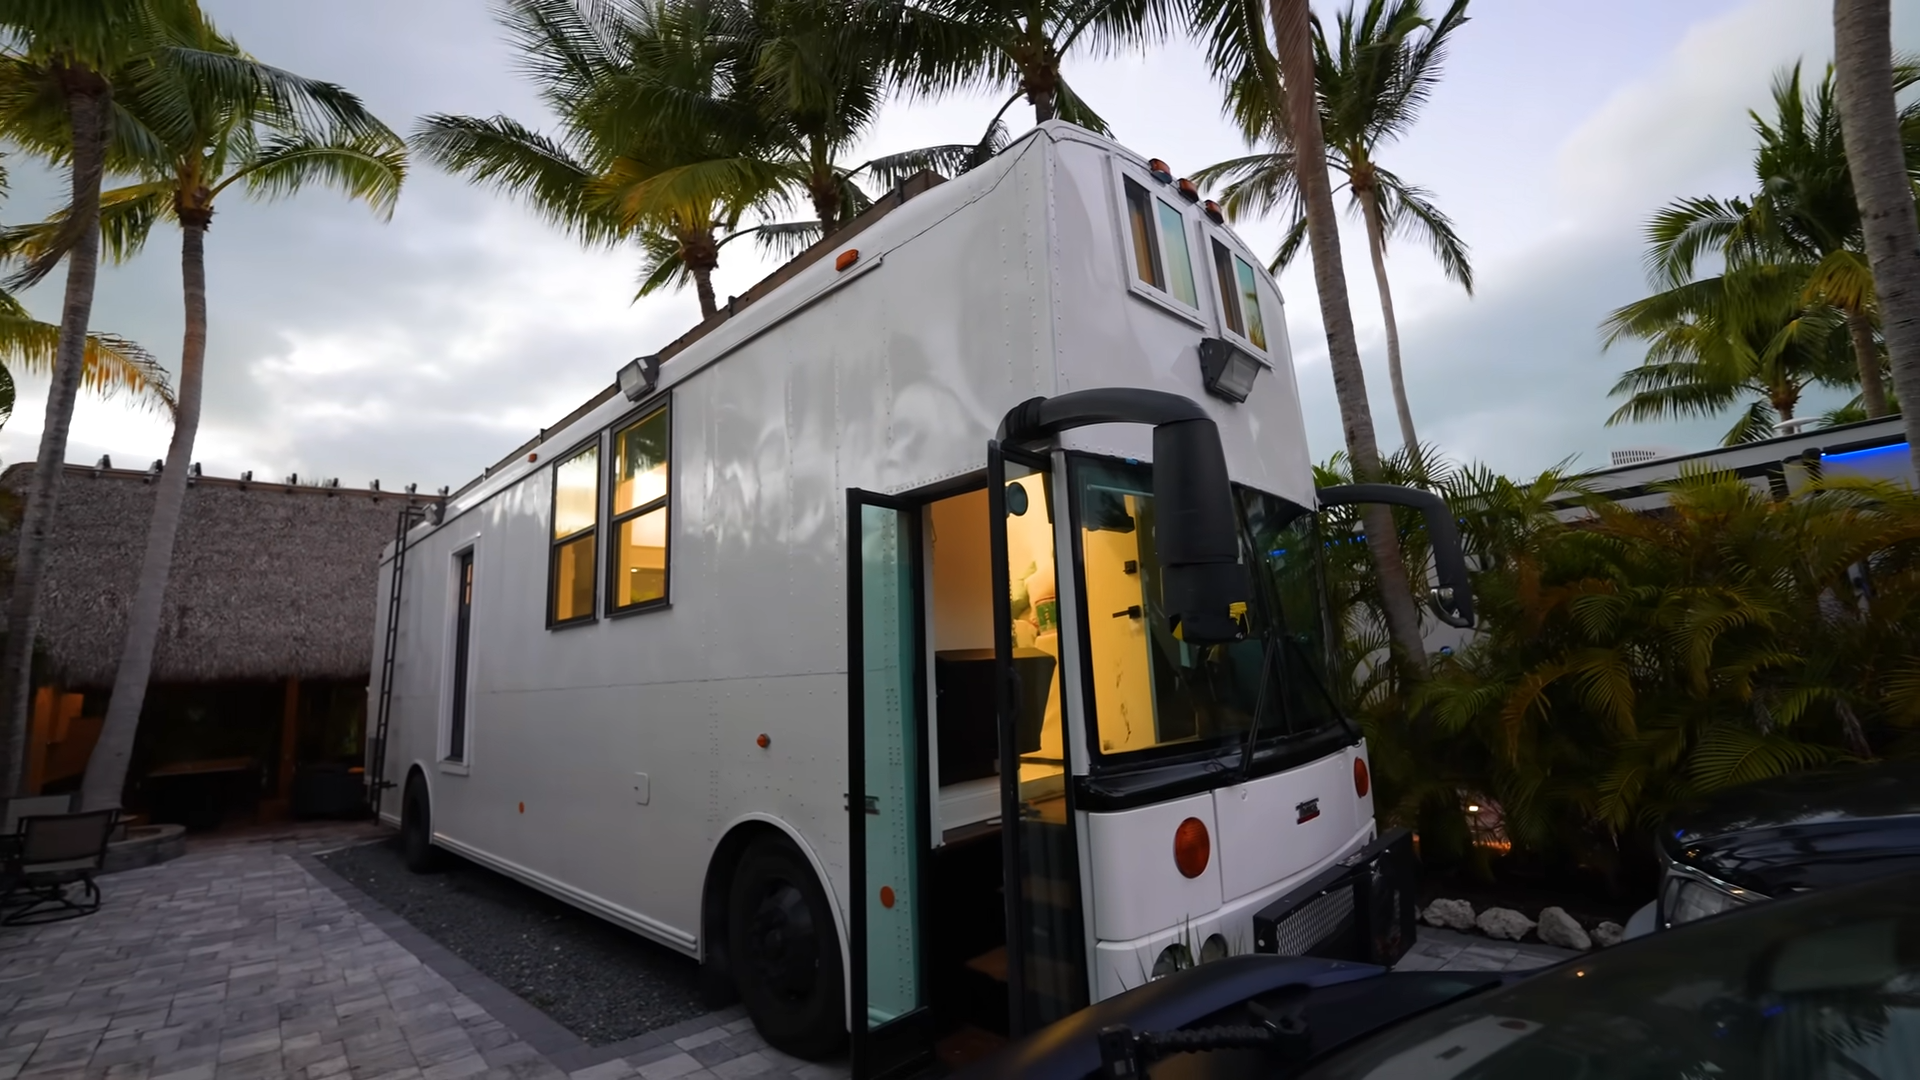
[549,444,599,626]
[1212,239,1268,350]
[608,405,670,612]
[1123,176,1199,308]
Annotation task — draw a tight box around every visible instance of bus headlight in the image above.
[1664,876,1758,927]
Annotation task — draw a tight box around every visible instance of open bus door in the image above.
[986,443,1091,1038]
[846,491,935,1079]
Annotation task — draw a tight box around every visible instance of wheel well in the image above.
[403,765,429,814]
[700,820,835,1008]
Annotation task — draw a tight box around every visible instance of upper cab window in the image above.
[1211,240,1268,351]
[1123,176,1199,309]
[550,445,599,626]
[608,406,670,613]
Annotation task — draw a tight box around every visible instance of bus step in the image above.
[964,946,1007,983]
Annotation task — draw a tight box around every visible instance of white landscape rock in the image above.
[1591,921,1626,949]
[1476,907,1536,942]
[1536,907,1592,951]
[1422,898,1476,931]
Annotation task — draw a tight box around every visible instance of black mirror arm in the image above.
[1316,483,1476,629]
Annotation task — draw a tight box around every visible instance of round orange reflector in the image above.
[1173,817,1210,879]
[527,452,539,463]
[1354,757,1370,798]
[879,886,895,908]
[834,249,859,272]
[756,733,770,749]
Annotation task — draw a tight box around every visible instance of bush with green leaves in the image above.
[1317,449,1920,876]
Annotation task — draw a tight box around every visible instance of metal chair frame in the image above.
[1,808,119,926]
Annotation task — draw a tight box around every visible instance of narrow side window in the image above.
[1233,255,1267,349]
[1156,200,1198,307]
[1124,178,1164,289]
[549,445,599,626]
[448,549,474,761]
[1212,240,1244,336]
[609,406,671,612]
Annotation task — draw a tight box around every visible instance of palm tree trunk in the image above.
[1359,184,1420,454]
[681,228,720,319]
[1844,309,1888,418]
[1031,88,1056,123]
[1268,0,1429,677]
[0,72,112,796]
[81,212,208,811]
[1834,0,1920,474]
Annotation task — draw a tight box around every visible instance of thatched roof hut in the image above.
[1,462,415,688]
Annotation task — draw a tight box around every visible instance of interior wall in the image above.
[929,489,992,652]
[1080,497,1159,754]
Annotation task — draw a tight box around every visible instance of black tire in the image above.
[728,835,846,1059]
[400,775,439,872]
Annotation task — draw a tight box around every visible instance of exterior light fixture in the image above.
[1203,199,1225,224]
[1176,178,1200,203]
[1147,158,1174,183]
[1197,337,1261,403]
[618,354,661,401]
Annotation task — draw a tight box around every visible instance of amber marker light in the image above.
[527,452,539,463]
[1176,178,1200,203]
[835,249,859,271]
[1147,158,1173,183]
[756,733,771,749]
[1354,757,1370,798]
[1173,817,1210,878]
[1203,200,1225,225]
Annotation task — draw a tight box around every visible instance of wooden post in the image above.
[26,685,54,794]
[272,676,300,819]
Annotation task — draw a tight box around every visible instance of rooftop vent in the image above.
[1609,447,1680,467]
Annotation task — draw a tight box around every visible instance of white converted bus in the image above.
[368,121,1474,1076]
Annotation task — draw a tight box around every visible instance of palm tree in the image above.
[417,0,791,319]
[1834,0,1920,478]
[1193,0,1471,455]
[0,14,404,810]
[1265,0,1428,675]
[0,0,199,796]
[1603,263,1860,445]
[898,0,1178,128]
[1647,64,1914,420]
[0,288,174,429]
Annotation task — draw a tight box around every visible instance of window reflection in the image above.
[553,447,598,539]
[552,534,595,624]
[609,407,671,612]
[1157,200,1197,307]
[613,507,667,608]
[1234,256,1267,349]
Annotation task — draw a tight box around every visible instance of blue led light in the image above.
[1821,441,1909,465]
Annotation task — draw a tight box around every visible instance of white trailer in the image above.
[367,121,1474,1076]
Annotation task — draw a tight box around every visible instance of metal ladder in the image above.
[367,503,427,815]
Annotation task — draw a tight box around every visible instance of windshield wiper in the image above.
[1235,629,1277,784]
[1096,992,1311,1077]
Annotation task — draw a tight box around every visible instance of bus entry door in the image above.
[986,443,1089,1036]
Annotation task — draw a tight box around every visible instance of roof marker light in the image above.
[1148,158,1173,183]
[1176,178,1200,203]
[1203,199,1225,224]
[835,249,859,271]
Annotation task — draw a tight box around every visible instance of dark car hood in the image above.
[1664,759,1920,894]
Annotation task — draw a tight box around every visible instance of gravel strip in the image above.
[318,836,707,1045]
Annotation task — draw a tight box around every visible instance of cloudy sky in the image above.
[0,0,1911,491]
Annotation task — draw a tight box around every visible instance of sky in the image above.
[0,0,1913,492]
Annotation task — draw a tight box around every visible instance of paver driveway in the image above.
[0,823,843,1080]
[0,822,1576,1080]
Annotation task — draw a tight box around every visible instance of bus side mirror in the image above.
[1315,483,1476,629]
[1155,418,1250,644]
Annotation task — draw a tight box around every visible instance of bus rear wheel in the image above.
[727,835,845,1059]
[400,776,438,872]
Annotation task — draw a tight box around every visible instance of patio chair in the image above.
[0,794,77,835]
[0,794,77,863]
[1,809,119,926]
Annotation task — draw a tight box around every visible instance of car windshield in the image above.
[1299,870,1920,1079]
[1069,456,1343,763]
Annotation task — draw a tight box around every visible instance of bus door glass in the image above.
[986,443,1089,1035]
[846,493,931,1077]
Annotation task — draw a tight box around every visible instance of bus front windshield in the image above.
[1070,456,1344,765]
